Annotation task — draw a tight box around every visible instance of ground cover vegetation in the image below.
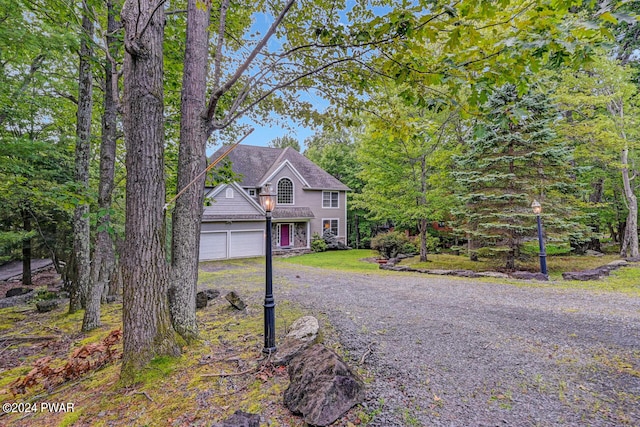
[1,262,359,426]
[0,0,638,394]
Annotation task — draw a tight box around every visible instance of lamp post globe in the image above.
[531,199,547,276]
[259,183,277,354]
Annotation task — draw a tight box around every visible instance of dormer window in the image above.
[277,178,293,204]
[247,189,256,197]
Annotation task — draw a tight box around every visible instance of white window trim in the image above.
[225,188,234,198]
[322,218,339,236]
[322,191,340,208]
[247,188,256,196]
[277,177,295,205]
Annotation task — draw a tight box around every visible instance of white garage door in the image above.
[229,231,264,258]
[199,232,228,261]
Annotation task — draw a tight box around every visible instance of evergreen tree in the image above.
[454,84,582,269]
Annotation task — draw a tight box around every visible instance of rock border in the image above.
[379,256,638,282]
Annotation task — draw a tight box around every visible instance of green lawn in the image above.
[278,249,380,272]
[279,249,640,295]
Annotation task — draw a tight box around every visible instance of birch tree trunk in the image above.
[620,147,639,258]
[121,0,179,383]
[168,0,211,342]
[70,5,94,315]
[85,0,119,331]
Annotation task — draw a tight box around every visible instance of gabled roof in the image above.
[208,145,349,191]
[202,182,266,222]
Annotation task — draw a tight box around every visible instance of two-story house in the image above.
[199,145,349,261]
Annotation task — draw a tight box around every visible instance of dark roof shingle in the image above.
[209,145,349,191]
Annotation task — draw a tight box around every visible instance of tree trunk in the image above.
[418,155,428,262]
[22,209,32,286]
[418,219,428,262]
[85,0,119,332]
[121,0,179,383]
[505,249,515,270]
[168,0,211,342]
[70,6,94,315]
[620,147,639,258]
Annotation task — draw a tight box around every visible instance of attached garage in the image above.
[199,182,267,261]
[199,232,228,261]
[229,230,263,258]
[199,225,265,261]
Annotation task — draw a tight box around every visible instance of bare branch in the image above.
[138,0,167,40]
[205,0,296,122]
[213,0,231,91]
[210,57,355,134]
[166,9,187,15]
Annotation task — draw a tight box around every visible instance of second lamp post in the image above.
[531,200,548,276]
[259,183,277,354]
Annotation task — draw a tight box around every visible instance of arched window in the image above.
[277,178,293,204]
[225,187,234,198]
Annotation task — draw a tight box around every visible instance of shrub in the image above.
[371,231,411,259]
[401,241,418,255]
[311,232,327,252]
[413,234,441,254]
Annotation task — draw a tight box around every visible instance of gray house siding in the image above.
[270,166,347,243]
[203,187,259,215]
[306,189,347,242]
[201,221,264,232]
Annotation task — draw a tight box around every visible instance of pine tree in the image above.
[454,84,582,270]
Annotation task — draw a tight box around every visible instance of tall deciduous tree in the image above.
[85,0,123,331]
[168,0,211,341]
[554,55,639,257]
[121,0,179,382]
[355,87,458,262]
[70,2,94,316]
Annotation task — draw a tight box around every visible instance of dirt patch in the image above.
[199,262,244,273]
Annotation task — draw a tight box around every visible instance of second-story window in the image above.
[277,178,293,204]
[322,191,339,208]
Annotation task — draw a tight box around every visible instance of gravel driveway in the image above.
[205,261,640,426]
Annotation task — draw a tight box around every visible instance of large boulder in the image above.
[510,271,549,281]
[5,287,33,298]
[225,291,246,310]
[212,410,260,427]
[273,316,319,366]
[36,299,59,313]
[196,291,208,309]
[562,268,609,281]
[203,289,220,300]
[284,344,364,426]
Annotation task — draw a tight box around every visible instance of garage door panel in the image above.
[229,231,263,258]
[199,232,227,261]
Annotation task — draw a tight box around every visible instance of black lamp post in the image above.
[259,182,277,354]
[531,200,548,276]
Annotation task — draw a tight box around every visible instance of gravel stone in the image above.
[272,264,640,426]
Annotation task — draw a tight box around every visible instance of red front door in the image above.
[280,224,290,247]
